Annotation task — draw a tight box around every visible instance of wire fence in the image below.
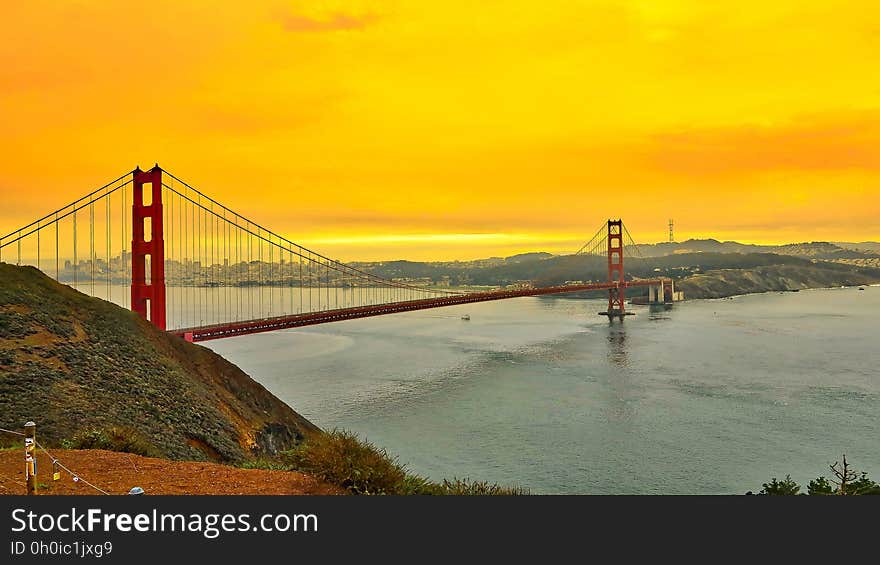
[0,425,112,495]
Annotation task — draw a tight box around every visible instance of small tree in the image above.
[806,455,879,495]
[753,455,878,496]
[829,454,860,495]
[759,475,800,495]
[807,476,834,495]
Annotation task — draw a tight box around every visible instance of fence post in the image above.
[24,421,36,495]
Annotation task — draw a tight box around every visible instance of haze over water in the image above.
[205,286,879,494]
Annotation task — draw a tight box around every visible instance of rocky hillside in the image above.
[677,264,880,299]
[0,263,319,462]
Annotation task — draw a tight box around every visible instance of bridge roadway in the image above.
[172,279,668,342]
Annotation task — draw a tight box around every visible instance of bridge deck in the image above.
[172,279,667,342]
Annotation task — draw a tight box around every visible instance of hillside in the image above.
[0,263,319,462]
[834,241,880,254]
[677,264,880,299]
[352,249,880,291]
[635,239,880,260]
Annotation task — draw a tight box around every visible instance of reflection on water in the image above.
[207,286,880,494]
[606,324,628,367]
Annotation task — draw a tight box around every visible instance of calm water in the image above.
[201,286,880,494]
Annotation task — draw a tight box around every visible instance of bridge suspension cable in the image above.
[0,167,465,333]
[574,222,608,257]
[2,166,665,338]
[573,219,646,264]
[622,223,646,261]
[158,169,462,331]
[0,172,134,307]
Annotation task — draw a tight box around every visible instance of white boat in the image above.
[461,314,470,321]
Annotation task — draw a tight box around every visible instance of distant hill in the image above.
[352,248,880,290]
[635,239,880,260]
[504,252,554,263]
[677,263,880,299]
[0,263,319,462]
[834,241,880,254]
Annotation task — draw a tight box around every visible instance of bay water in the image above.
[201,285,880,494]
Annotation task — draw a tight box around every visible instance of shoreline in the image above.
[679,281,876,303]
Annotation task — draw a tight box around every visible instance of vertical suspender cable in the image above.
[225,212,229,324]
[167,186,172,326]
[73,209,78,289]
[180,189,184,328]
[106,191,111,301]
[247,225,252,320]
[259,229,263,317]
[90,202,95,296]
[55,213,59,281]
[236,222,241,321]
[197,195,202,325]
[268,236,272,317]
[209,208,214,324]
[290,248,294,315]
[191,194,196,326]
[212,206,216,324]
[121,184,127,309]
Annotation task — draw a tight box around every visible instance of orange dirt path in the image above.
[0,449,342,495]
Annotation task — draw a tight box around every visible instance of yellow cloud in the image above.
[1,1,879,260]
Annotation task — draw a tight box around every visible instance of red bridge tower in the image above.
[131,165,167,330]
[605,219,626,321]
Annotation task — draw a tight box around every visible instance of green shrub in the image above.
[397,473,445,495]
[66,426,160,458]
[280,429,527,495]
[281,429,407,495]
[236,458,290,471]
[0,311,35,340]
[399,475,528,495]
[435,478,529,496]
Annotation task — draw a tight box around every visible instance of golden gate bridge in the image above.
[0,165,673,341]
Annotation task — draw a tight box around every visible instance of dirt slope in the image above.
[0,449,341,495]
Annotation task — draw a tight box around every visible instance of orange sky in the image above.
[2,1,878,261]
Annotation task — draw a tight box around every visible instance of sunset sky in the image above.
[2,1,878,261]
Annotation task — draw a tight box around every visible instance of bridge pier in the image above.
[647,279,680,304]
